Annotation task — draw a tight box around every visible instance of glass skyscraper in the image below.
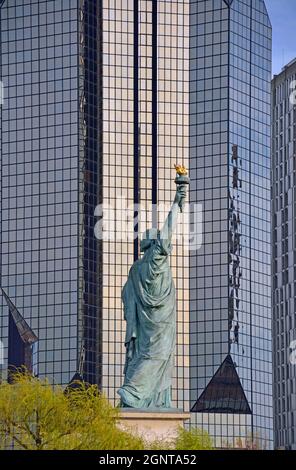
[272,58,296,450]
[99,0,190,409]
[0,0,190,408]
[0,0,273,449]
[0,0,101,385]
[189,0,273,448]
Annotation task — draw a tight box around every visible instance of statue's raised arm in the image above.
[118,165,189,409]
[160,164,189,245]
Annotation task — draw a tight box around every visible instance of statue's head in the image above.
[140,228,160,252]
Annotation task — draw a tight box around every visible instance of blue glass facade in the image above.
[189,0,273,448]
[0,0,100,385]
[272,58,296,450]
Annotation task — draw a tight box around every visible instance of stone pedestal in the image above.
[118,409,190,444]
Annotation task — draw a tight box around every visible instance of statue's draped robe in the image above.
[117,238,176,408]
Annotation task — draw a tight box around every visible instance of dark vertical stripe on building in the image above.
[152,0,158,227]
[96,0,103,390]
[82,0,99,385]
[133,0,139,261]
[0,4,2,290]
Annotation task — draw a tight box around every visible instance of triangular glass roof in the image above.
[191,354,252,414]
[2,288,38,345]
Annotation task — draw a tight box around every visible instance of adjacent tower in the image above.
[189,0,273,448]
[271,58,296,450]
[0,0,101,385]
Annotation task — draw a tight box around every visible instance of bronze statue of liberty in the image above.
[118,166,189,409]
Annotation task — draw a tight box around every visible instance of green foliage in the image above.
[174,427,213,450]
[0,371,144,450]
[0,372,213,450]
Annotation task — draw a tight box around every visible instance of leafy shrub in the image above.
[175,427,213,450]
[0,371,212,451]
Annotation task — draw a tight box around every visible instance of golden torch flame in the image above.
[174,164,188,176]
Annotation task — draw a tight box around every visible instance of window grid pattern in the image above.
[157,0,190,411]
[272,60,296,450]
[189,0,272,449]
[100,0,134,401]
[189,0,231,447]
[229,0,272,448]
[100,1,189,410]
[0,0,80,384]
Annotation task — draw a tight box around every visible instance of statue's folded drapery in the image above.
[117,237,176,408]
